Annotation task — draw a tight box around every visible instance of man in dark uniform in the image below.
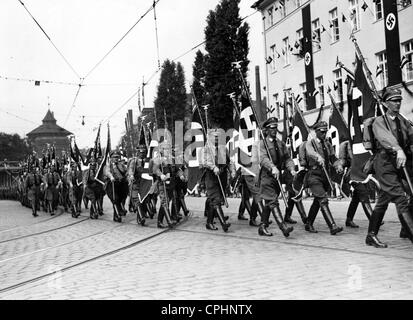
[83,155,100,219]
[202,128,235,232]
[338,140,374,228]
[25,163,42,217]
[258,117,295,237]
[65,162,83,218]
[304,121,344,235]
[127,144,149,226]
[366,88,413,248]
[104,151,129,223]
[43,163,61,215]
[171,148,190,218]
[152,141,176,228]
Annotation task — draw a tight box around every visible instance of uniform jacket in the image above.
[104,161,127,181]
[305,137,341,171]
[202,144,236,175]
[373,112,413,154]
[258,136,294,173]
[338,140,353,168]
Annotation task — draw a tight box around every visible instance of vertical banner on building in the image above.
[302,4,316,110]
[383,0,402,86]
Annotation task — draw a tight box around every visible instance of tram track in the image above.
[0,214,190,295]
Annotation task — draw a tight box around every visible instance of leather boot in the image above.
[239,197,251,220]
[295,200,308,224]
[366,232,388,248]
[214,205,230,232]
[400,227,409,239]
[113,205,122,223]
[157,207,167,228]
[320,202,342,235]
[366,208,387,248]
[162,204,174,228]
[135,203,145,226]
[204,198,210,217]
[271,205,293,238]
[305,200,319,233]
[257,200,272,224]
[145,201,155,219]
[32,202,38,217]
[397,209,413,243]
[179,198,190,216]
[345,200,359,228]
[258,223,273,236]
[284,198,297,224]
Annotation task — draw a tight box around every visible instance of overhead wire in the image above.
[83,0,161,80]
[16,0,81,80]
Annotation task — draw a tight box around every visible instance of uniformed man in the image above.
[338,140,374,228]
[202,127,235,232]
[65,162,83,218]
[25,163,42,217]
[171,147,190,218]
[151,141,176,228]
[83,154,100,219]
[257,117,295,237]
[43,163,61,215]
[304,121,344,235]
[127,144,149,226]
[366,88,413,248]
[104,151,129,223]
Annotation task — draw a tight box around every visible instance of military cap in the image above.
[262,117,278,129]
[314,121,328,132]
[382,88,402,102]
[110,151,121,158]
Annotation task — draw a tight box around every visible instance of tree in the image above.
[0,132,32,161]
[154,59,187,136]
[203,0,249,130]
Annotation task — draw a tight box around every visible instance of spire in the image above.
[42,109,57,124]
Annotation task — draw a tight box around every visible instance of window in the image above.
[333,69,343,103]
[374,0,383,21]
[296,28,304,58]
[283,37,290,66]
[267,6,274,27]
[300,83,308,110]
[376,51,388,89]
[349,0,361,32]
[315,76,325,107]
[273,93,280,118]
[295,0,302,8]
[312,19,321,51]
[329,8,340,43]
[402,40,413,81]
[399,0,411,9]
[279,0,287,18]
[269,45,277,72]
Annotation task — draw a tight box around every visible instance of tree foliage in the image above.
[154,59,187,134]
[203,0,249,130]
[0,132,32,161]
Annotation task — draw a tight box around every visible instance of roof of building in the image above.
[27,109,72,137]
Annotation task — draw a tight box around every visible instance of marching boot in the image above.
[284,198,297,224]
[32,202,38,217]
[362,201,384,226]
[345,200,359,228]
[179,198,190,216]
[145,201,155,219]
[206,202,218,230]
[271,205,293,238]
[113,205,122,223]
[320,202,343,235]
[157,207,167,228]
[135,203,146,226]
[397,209,413,243]
[214,205,230,232]
[400,227,409,239]
[238,198,250,221]
[96,200,103,216]
[366,206,387,248]
[257,200,272,224]
[295,200,308,224]
[162,204,174,228]
[258,222,273,236]
[204,198,210,218]
[305,200,319,233]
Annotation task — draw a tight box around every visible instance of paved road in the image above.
[0,196,412,300]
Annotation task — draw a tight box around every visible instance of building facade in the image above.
[27,110,72,156]
[252,0,413,127]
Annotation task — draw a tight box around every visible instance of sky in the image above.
[0,0,265,149]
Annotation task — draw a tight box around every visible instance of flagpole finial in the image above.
[231,61,242,69]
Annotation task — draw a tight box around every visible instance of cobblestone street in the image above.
[0,196,412,300]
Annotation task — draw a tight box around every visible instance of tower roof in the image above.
[27,109,72,137]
